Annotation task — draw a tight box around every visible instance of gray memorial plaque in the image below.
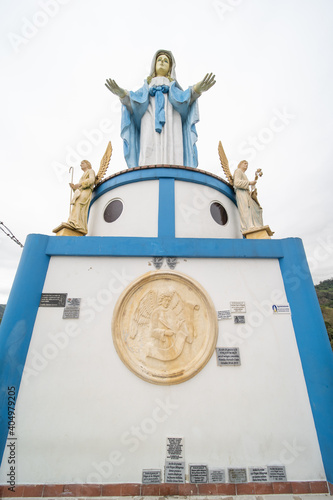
[40,293,67,307]
[63,308,80,319]
[217,310,232,320]
[234,315,245,324]
[228,468,247,483]
[249,467,268,482]
[166,437,184,460]
[142,469,161,484]
[209,468,225,483]
[216,347,241,366]
[230,301,246,313]
[165,461,185,483]
[189,464,208,483]
[267,465,287,482]
[65,297,81,308]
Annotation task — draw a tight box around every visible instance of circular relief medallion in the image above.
[112,271,218,385]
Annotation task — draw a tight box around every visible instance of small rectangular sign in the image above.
[228,468,247,483]
[268,465,287,482]
[65,297,81,308]
[234,315,245,324]
[272,304,291,314]
[249,467,268,482]
[142,469,161,484]
[217,310,232,320]
[165,461,185,483]
[39,293,67,307]
[209,468,225,483]
[230,301,246,313]
[189,464,208,483]
[63,308,80,319]
[166,437,184,460]
[216,347,241,366]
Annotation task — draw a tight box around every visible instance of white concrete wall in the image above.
[175,181,242,239]
[88,181,159,237]
[0,256,325,484]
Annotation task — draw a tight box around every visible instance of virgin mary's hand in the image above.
[105,79,127,98]
[193,73,216,94]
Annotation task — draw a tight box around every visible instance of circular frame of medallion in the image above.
[112,270,218,385]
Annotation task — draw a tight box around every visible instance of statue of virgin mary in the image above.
[105,50,215,169]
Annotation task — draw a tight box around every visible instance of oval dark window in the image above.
[104,199,123,223]
[210,202,228,226]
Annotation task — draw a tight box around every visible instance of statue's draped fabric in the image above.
[120,76,200,169]
[233,168,263,231]
[67,169,95,234]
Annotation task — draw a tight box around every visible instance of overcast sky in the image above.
[1,0,333,303]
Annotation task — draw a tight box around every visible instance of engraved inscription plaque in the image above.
[249,467,268,482]
[166,437,184,460]
[40,293,67,307]
[142,469,161,484]
[189,464,208,483]
[268,465,287,481]
[209,468,225,483]
[217,310,231,320]
[112,271,218,385]
[228,468,247,483]
[230,301,246,313]
[216,347,241,366]
[165,461,185,483]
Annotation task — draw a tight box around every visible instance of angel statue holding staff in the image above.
[105,50,215,169]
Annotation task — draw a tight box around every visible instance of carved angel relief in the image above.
[112,272,218,385]
[131,289,200,362]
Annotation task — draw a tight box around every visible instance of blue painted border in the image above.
[1,233,333,482]
[279,238,333,483]
[158,178,175,238]
[0,234,50,466]
[91,167,237,207]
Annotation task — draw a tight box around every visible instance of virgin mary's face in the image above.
[155,54,170,77]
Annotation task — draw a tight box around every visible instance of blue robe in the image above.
[120,80,200,169]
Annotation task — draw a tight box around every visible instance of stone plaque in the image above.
[65,297,81,308]
[40,293,67,307]
[209,468,225,483]
[166,437,184,460]
[217,310,231,320]
[165,460,185,483]
[112,271,218,385]
[142,469,161,484]
[249,467,268,482]
[62,308,80,319]
[234,315,245,324]
[272,304,290,314]
[228,468,247,483]
[267,465,287,482]
[230,301,246,313]
[189,464,208,483]
[216,347,241,366]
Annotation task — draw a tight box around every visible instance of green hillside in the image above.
[315,279,333,349]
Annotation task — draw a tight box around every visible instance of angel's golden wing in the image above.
[218,140,233,185]
[95,141,112,185]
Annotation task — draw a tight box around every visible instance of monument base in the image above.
[52,223,86,237]
[243,225,274,239]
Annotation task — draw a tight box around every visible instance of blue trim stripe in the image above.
[0,234,50,466]
[91,167,236,207]
[279,238,333,483]
[158,178,175,238]
[45,235,284,258]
